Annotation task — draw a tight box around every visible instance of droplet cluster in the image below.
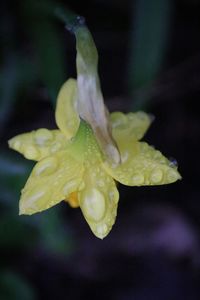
[104,141,181,186]
[80,144,119,239]
[9,129,67,161]
[111,111,152,142]
[20,150,84,215]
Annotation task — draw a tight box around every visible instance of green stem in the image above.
[128,0,172,110]
[33,1,84,32]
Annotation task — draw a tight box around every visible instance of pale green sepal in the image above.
[75,27,120,165]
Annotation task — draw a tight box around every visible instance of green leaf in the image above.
[0,271,36,300]
[35,207,75,256]
[21,0,66,105]
[128,0,172,110]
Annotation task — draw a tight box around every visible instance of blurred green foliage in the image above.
[0,1,75,297]
[129,0,171,110]
[0,271,36,300]
[21,0,66,104]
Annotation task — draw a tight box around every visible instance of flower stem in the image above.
[35,1,85,32]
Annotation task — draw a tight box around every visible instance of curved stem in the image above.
[34,1,84,31]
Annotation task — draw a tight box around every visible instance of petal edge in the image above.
[55,78,80,139]
[103,141,181,186]
[8,129,67,161]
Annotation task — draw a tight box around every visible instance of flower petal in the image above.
[55,78,80,139]
[78,166,119,239]
[19,150,84,215]
[110,111,152,146]
[103,140,181,186]
[8,129,67,161]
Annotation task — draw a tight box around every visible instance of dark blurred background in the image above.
[0,0,200,299]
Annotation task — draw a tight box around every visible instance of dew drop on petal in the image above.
[168,157,178,168]
[24,146,39,160]
[109,189,118,204]
[34,157,58,176]
[63,179,79,195]
[35,129,53,145]
[81,188,106,222]
[121,151,129,163]
[20,188,50,215]
[132,173,145,185]
[96,224,108,238]
[150,169,163,184]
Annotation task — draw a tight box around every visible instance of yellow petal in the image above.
[78,166,119,239]
[55,78,80,139]
[19,150,84,215]
[103,140,181,186]
[110,111,152,150]
[8,129,67,161]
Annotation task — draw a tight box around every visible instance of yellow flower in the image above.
[8,26,181,239]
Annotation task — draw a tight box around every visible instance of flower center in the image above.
[66,192,79,208]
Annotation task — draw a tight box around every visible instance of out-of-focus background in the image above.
[0,0,200,299]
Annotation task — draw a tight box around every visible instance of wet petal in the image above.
[8,129,67,161]
[19,150,84,215]
[103,140,181,186]
[55,78,80,139]
[78,166,119,239]
[110,111,152,148]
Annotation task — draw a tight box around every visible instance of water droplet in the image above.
[121,151,129,163]
[63,179,78,195]
[65,16,85,33]
[96,224,108,236]
[106,144,120,166]
[132,174,144,185]
[20,189,46,214]
[35,129,53,145]
[34,157,58,176]
[150,169,163,183]
[24,146,39,160]
[168,157,178,168]
[109,190,119,204]
[81,188,105,222]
